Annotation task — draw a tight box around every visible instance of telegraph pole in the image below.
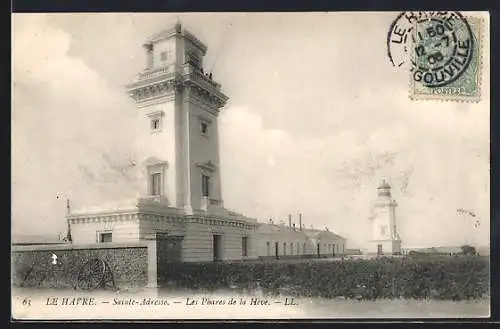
[66,199,72,243]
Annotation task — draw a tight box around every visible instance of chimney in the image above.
[288,214,292,230]
[299,213,302,231]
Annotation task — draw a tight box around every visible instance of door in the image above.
[317,243,320,258]
[213,235,222,262]
[275,242,279,259]
[377,244,383,256]
[332,243,336,257]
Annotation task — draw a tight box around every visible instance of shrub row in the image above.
[159,256,489,301]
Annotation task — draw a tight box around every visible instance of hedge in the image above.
[159,256,489,301]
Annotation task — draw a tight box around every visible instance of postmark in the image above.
[387,12,482,102]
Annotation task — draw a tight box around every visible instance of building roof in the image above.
[256,222,302,234]
[294,228,346,240]
[222,209,257,222]
[144,23,208,54]
[145,22,182,43]
[377,180,391,189]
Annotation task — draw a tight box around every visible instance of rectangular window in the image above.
[151,118,161,131]
[381,225,387,236]
[201,174,210,197]
[290,242,294,255]
[160,51,168,61]
[99,232,112,243]
[242,237,248,257]
[151,172,162,196]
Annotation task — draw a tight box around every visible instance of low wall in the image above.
[11,243,149,290]
[258,254,329,261]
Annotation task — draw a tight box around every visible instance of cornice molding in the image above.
[68,210,259,230]
[68,212,139,224]
[127,79,180,103]
[145,25,207,55]
[126,64,228,109]
[187,85,227,110]
[196,160,217,172]
[146,110,165,118]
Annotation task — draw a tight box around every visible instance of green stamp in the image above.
[387,12,482,102]
[409,14,483,102]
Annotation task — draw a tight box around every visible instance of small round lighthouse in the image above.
[368,180,402,255]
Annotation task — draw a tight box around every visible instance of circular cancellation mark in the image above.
[387,11,474,88]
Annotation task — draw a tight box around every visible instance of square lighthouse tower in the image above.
[66,23,259,263]
[126,22,229,213]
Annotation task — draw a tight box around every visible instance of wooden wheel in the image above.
[76,258,106,290]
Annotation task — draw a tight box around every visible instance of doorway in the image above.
[275,242,279,259]
[213,235,222,262]
[317,243,320,258]
[332,243,336,257]
[377,244,383,256]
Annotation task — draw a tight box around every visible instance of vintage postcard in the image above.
[11,12,490,320]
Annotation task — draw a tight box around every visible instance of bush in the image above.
[460,245,477,256]
[160,256,489,301]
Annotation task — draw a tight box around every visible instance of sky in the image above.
[12,12,490,249]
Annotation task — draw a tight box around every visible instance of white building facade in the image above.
[66,23,348,262]
[67,23,260,262]
[255,214,347,259]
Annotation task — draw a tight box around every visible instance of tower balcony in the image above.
[137,65,177,81]
[181,64,221,91]
[200,196,224,212]
[129,63,222,89]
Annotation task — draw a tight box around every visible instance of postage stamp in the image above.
[388,12,483,102]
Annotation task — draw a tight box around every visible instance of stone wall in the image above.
[11,243,149,290]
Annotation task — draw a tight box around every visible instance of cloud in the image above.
[12,15,138,235]
[219,95,489,247]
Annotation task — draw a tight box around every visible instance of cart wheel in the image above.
[76,258,106,290]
